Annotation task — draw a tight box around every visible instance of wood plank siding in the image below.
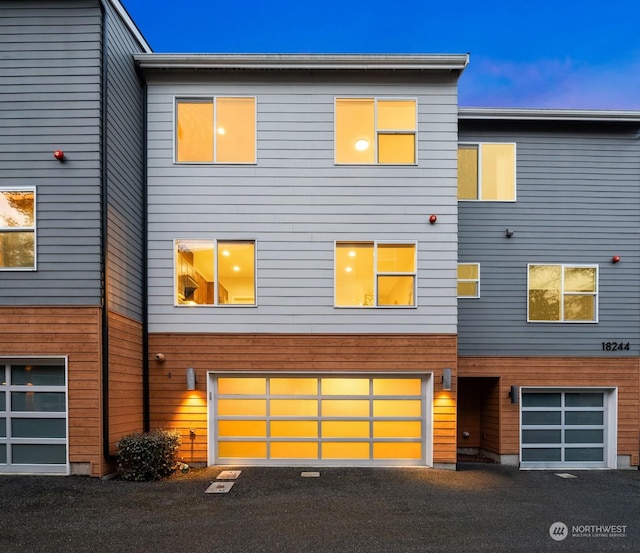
[0,306,104,475]
[458,357,640,466]
[148,333,458,465]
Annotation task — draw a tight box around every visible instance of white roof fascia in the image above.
[133,53,469,73]
[459,107,640,123]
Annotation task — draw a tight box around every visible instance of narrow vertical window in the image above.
[457,263,480,298]
[0,189,35,270]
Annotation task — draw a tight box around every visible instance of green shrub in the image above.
[116,429,182,481]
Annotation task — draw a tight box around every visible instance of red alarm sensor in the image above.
[429,215,437,224]
[53,150,65,161]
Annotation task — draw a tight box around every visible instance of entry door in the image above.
[209,374,429,466]
[520,389,615,469]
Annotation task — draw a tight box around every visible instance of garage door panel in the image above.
[213,375,428,466]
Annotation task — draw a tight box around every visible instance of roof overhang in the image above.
[133,53,470,74]
[459,107,640,123]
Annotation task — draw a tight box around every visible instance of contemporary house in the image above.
[1,3,639,476]
[0,0,150,476]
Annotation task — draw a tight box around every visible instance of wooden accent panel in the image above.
[107,311,144,451]
[148,333,458,465]
[0,306,104,475]
[459,357,640,466]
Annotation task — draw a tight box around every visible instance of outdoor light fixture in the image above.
[612,255,621,263]
[505,228,514,238]
[53,149,65,162]
[509,385,519,404]
[186,367,196,391]
[429,214,437,224]
[442,368,452,391]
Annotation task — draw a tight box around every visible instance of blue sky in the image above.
[122,0,640,110]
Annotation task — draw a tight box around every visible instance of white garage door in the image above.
[520,389,615,469]
[0,359,68,474]
[209,375,429,466]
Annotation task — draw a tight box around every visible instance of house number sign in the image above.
[601,342,630,351]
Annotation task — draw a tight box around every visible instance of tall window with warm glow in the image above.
[0,189,35,269]
[335,242,416,307]
[458,143,515,200]
[335,98,416,164]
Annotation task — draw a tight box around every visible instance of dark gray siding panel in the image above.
[104,0,146,320]
[458,120,640,356]
[0,0,102,304]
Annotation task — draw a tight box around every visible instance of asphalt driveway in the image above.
[0,464,638,553]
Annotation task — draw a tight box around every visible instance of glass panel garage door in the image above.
[520,390,609,469]
[0,360,68,474]
[211,375,427,466]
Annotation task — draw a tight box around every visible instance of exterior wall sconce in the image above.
[53,149,65,162]
[429,214,437,224]
[509,385,519,404]
[612,255,621,263]
[505,228,514,238]
[442,368,452,391]
[186,367,196,390]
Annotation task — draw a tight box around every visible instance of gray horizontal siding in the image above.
[104,0,146,320]
[458,121,640,356]
[0,0,103,305]
[146,75,460,334]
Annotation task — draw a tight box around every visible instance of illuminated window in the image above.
[0,189,35,270]
[175,97,256,163]
[335,98,416,164]
[458,143,515,200]
[457,263,479,298]
[528,264,597,322]
[335,242,416,307]
[175,239,255,306]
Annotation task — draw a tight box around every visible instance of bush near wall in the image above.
[116,429,182,481]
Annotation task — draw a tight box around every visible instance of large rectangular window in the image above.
[457,263,480,298]
[175,97,256,163]
[0,189,35,270]
[458,143,515,201]
[528,264,598,322]
[335,99,416,164]
[335,242,416,307]
[175,239,256,306]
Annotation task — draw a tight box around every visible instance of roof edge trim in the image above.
[459,107,640,123]
[133,53,469,72]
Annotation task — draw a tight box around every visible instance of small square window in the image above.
[175,239,256,306]
[335,242,416,307]
[528,264,597,322]
[175,97,256,164]
[458,143,515,201]
[335,98,416,164]
[0,189,36,270]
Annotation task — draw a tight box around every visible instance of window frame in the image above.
[0,187,36,271]
[457,263,480,298]
[334,97,418,166]
[174,238,257,307]
[458,142,517,202]
[527,263,599,323]
[334,240,418,308]
[173,96,257,165]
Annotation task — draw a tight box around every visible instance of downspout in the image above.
[141,79,150,432]
[99,0,116,465]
